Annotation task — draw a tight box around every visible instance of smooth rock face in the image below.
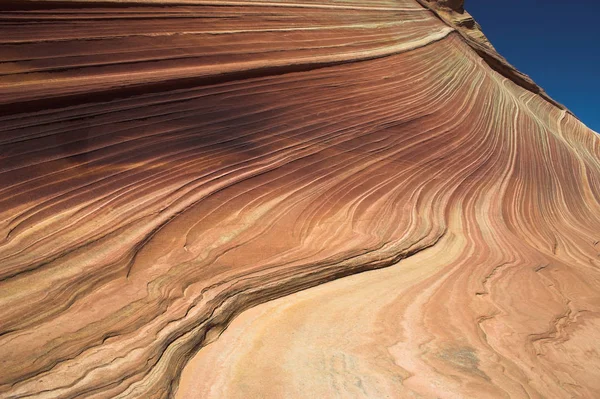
[1,1,599,398]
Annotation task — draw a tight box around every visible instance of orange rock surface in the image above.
[1,1,599,398]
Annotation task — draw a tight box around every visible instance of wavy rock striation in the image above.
[1,0,599,398]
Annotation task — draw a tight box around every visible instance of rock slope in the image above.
[1,0,599,398]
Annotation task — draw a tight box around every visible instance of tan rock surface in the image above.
[1,1,600,398]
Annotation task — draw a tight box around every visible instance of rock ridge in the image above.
[419,0,569,112]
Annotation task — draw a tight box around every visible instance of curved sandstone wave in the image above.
[1,0,599,398]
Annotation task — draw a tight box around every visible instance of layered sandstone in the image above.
[1,1,599,398]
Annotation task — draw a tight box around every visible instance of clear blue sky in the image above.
[466,0,600,133]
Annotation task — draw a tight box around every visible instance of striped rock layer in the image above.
[1,1,600,398]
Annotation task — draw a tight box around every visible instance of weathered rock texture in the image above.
[1,0,599,398]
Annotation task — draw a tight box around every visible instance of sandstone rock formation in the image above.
[1,0,599,398]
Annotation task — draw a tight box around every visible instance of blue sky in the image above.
[466,0,600,133]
